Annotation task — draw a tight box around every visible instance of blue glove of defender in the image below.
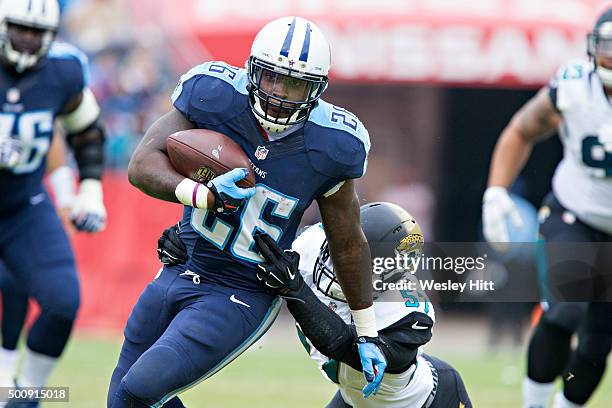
[357,336,388,398]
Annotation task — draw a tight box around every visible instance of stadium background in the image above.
[7,0,612,406]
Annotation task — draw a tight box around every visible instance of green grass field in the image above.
[46,326,612,408]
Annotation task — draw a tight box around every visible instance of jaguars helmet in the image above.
[588,7,612,87]
[0,0,60,73]
[314,202,424,302]
[247,16,331,133]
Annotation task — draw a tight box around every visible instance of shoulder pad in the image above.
[292,223,325,253]
[551,59,594,112]
[171,61,249,124]
[305,100,370,180]
[48,42,89,96]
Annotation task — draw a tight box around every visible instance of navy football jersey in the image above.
[0,42,88,213]
[171,61,370,291]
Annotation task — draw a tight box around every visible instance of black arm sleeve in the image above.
[66,119,106,180]
[285,285,355,363]
[286,285,434,373]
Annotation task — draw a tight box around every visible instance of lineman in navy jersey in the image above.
[109,17,385,407]
[253,202,471,408]
[482,7,612,408]
[0,0,106,404]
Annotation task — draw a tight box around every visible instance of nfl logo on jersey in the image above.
[255,146,269,160]
[6,87,20,103]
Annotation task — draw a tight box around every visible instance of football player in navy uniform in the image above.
[108,16,383,408]
[155,203,472,407]
[0,129,77,398]
[0,0,106,404]
[482,7,612,408]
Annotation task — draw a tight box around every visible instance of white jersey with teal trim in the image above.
[291,224,436,408]
[550,59,612,234]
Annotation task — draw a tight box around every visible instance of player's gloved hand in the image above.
[207,168,256,214]
[71,179,107,233]
[482,186,523,250]
[356,336,388,398]
[253,232,304,295]
[157,223,188,265]
[0,138,23,169]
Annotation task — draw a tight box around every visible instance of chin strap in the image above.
[597,65,612,87]
[253,98,302,134]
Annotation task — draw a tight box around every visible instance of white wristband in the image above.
[175,178,209,209]
[48,166,76,209]
[351,305,378,337]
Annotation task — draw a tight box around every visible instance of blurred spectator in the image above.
[60,0,177,169]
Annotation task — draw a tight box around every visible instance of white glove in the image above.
[71,179,107,233]
[482,186,523,249]
[0,138,23,169]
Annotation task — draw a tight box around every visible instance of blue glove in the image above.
[357,336,388,398]
[208,168,256,214]
[0,138,23,169]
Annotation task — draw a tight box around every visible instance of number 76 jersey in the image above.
[0,42,89,212]
[549,59,612,234]
[171,61,370,290]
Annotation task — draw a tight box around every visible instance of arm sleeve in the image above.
[287,284,434,373]
[285,285,355,363]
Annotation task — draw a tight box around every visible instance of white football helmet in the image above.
[0,0,60,73]
[588,8,612,87]
[247,16,331,133]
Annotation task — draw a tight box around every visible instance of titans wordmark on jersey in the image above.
[171,61,371,291]
[0,42,89,212]
[549,59,612,234]
[292,224,436,408]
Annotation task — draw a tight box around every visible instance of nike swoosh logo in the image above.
[286,267,295,280]
[29,193,45,206]
[411,321,429,330]
[230,294,251,308]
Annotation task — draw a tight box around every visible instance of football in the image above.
[166,129,256,188]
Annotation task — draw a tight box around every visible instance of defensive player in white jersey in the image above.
[254,202,472,408]
[482,7,612,408]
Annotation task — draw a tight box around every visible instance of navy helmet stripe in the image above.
[299,22,311,62]
[27,0,34,12]
[280,17,297,58]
